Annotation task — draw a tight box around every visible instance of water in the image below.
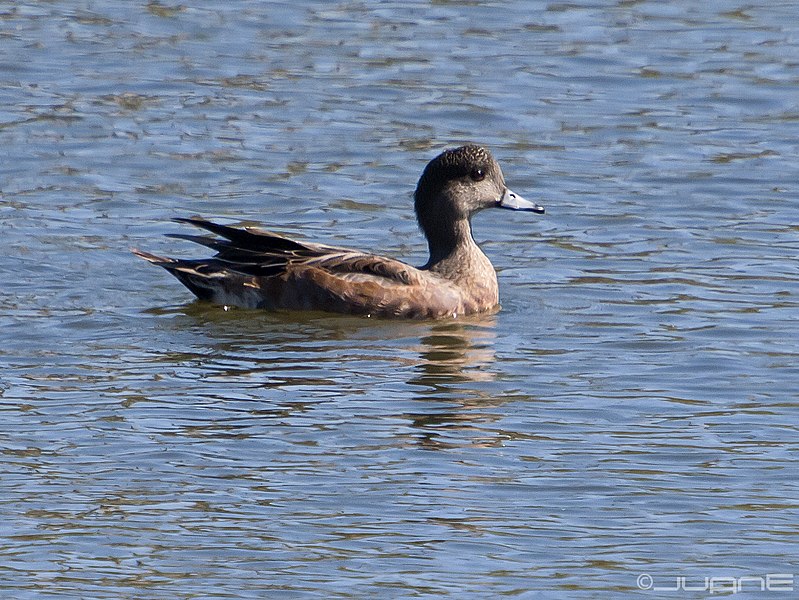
[2,1,798,597]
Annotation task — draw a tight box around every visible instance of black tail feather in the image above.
[172,217,310,254]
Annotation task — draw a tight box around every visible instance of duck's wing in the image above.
[168,217,422,283]
[133,217,428,310]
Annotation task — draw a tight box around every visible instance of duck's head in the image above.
[414,145,543,245]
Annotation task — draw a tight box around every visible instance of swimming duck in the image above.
[133,144,544,319]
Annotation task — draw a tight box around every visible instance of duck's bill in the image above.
[498,188,545,213]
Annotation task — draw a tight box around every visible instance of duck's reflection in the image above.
[150,303,507,448]
[411,317,497,387]
[404,316,509,449]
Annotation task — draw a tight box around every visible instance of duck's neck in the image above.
[423,219,497,285]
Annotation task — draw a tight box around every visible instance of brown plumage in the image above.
[133,144,544,319]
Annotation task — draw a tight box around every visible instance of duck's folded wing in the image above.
[163,217,422,286]
[159,217,341,276]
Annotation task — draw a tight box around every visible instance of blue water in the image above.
[2,1,798,598]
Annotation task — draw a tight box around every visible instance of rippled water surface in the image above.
[2,1,798,598]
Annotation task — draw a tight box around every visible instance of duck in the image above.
[133,144,544,319]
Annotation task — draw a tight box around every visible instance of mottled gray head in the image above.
[414,145,543,241]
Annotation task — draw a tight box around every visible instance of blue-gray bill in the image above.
[498,188,545,214]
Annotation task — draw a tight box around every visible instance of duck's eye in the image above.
[470,168,485,182]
